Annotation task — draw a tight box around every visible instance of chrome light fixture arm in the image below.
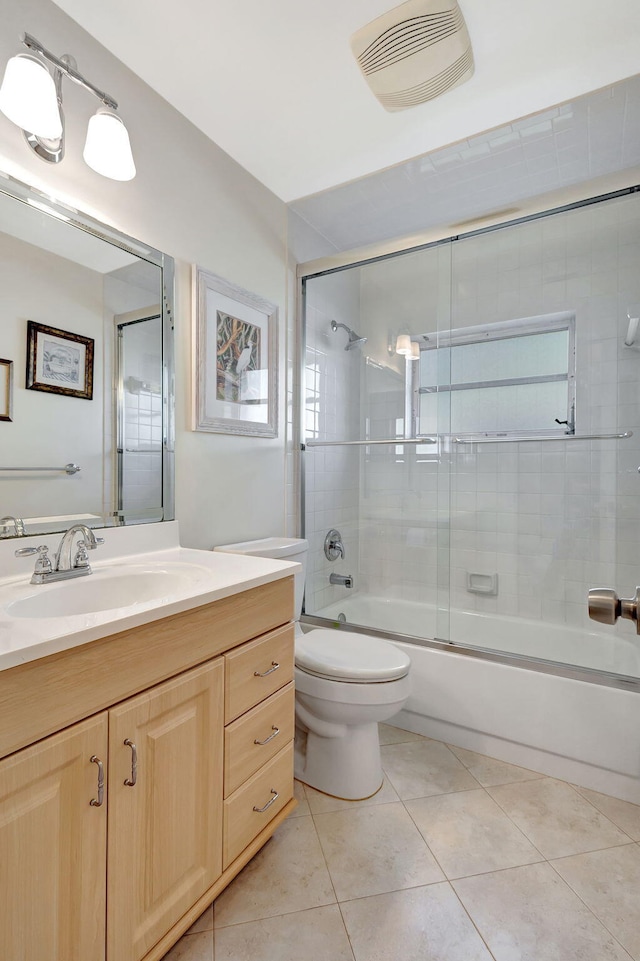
[21,34,117,110]
[0,33,135,179]
[19,34,117,166]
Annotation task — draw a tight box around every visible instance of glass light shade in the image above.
[409,341,420,360]
[396,334,412,355]
[83,108,136,181]
[0,54,62,139]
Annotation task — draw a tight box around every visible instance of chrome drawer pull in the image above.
[124,739,137,787]
[254,726,280,746]
[254,661,279,678]
[89,755,104,807]
[253,789,279,813]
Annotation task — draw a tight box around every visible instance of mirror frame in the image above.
[0,171,175,532]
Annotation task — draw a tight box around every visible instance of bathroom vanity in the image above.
[0,529,297,961]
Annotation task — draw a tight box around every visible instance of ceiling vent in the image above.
[351,0,474,112]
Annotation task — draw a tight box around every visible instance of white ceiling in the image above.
[51,0,640,202]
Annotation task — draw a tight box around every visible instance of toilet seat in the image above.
[296,629,410,683]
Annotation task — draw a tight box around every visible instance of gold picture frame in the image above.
[0,358,13,422]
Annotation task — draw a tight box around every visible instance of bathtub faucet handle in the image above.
[588,587,640,633]
[324,529,345,561]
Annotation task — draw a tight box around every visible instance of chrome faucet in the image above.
[330,572,353,589]
[15,524,104,584]
[54,524,102,572]
[0,515,25,537]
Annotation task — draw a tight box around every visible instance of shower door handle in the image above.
[588,587,640,633]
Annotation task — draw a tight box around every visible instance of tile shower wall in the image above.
[357,191,640,650]
[120,318,163,519]
[303,269,362,614]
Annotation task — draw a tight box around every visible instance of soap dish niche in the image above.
[466,572,498,596]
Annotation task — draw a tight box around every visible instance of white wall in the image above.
[0,0,288,549]
[0,230,104,519]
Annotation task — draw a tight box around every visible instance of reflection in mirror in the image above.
[0,174,174,538]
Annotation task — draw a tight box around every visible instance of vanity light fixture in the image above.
[0,33,135,181]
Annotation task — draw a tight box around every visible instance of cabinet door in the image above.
[0,713,108,961]
[107,659,224,961]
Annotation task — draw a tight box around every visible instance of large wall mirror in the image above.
[0,174,174,538]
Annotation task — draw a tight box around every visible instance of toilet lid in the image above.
[296,629,411,682]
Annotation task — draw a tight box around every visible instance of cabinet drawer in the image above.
[223,742,293,869]
[224,624,294,724]
[224,683,295,797]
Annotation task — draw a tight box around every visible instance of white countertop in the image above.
[0,522,298,672]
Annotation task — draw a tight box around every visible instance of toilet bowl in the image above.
[214,537,411,800]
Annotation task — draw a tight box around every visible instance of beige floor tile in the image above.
[161,931,213,961]
[552,844,640,960]
[453,862,633,961]
[304,775,399,814]
[313,802,444,901]
[378,723,426,746]
[340,883,494,961]
[213,816,335,927]
[215,905,354,961]
[406,789,542,879]
[488,777,631,858]
[447,744,543,787]
[185,904,214,935]
[380,739,479,800]
[573,786,640,841]
[290,778,310,817]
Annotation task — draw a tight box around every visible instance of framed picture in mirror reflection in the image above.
[26,321,94,400]
[0,358,13,421]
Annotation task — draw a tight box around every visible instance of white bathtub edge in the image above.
[388,641,640,805]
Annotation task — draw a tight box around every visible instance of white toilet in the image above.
[214,537,411,800]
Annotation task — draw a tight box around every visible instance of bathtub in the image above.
[307,594,640,804]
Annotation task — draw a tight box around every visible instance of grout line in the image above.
[546,855,636,959]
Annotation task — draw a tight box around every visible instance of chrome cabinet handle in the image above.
[254,661,279,678]
[254,726,280,746]
[253,789,279,813]
[124,739,137,786]
[89,755,104,807]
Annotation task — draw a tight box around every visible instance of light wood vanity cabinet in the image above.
[0,714,108,961]
[0,576,296,961]
[107,660,225,961]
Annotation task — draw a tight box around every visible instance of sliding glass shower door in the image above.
[302,243,452,643]
[301,188,640,684]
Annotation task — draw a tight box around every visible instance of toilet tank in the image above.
[213,537,308,621]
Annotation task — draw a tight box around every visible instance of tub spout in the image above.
[330,572,353,589]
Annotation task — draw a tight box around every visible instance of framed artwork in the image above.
[0,358,13,421]
[194,266,278,437]
[26,321,94,400]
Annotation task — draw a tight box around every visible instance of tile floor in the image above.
[163,725,640,961]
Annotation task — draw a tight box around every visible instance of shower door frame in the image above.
[297,184,640,693]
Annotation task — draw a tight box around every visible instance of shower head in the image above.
[330,319,368,351]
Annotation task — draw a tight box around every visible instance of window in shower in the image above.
[413,311,575,439]
[305,347,323,439]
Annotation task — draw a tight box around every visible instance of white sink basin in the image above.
[6,563,210,619]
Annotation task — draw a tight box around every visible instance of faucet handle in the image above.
[15,544,52,574]
[74,541,90,568]
[324,528,345,561]
[15,544,48,557]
